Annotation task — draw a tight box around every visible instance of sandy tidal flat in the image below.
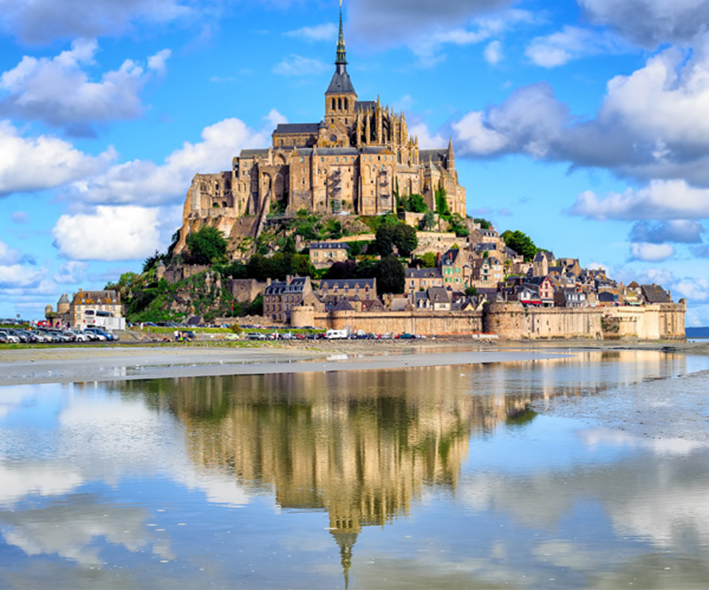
[0,344,567,386]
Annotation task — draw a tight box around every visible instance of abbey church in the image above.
[178,2,466,250]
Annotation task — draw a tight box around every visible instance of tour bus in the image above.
[80,310,126,331]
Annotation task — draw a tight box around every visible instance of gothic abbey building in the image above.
[177,4,466,254]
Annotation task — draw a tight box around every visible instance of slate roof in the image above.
[310,242,350,251]
[406,268,443,279]
[355,101,377,111]
[332,299,355,312]
[641,284,672,304]
[533,250,555,263]
[326,67,356,95]
[440,249,461,266]
[273,123,320,135]
[320,278,375,291]
[419,149,447,164]
[239,149,269,158]
[265,277,309,295]
[361,299,385,312]
[427,287,450,304]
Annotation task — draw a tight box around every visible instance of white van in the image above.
[325,329,349,340]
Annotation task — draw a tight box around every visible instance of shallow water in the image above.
[1,350,709,589]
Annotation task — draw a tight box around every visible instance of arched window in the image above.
[332,98,336,111]
[338,98,342,110]
[344,98,348,110]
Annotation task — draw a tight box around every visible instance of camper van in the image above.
[325,328,349,340]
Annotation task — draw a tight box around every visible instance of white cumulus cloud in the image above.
[273,54,329,76]
[0,39,170,134]
[570,181,709,221]
[484,40,504,65]
[629,242,675,262]
[579,0,709,48]
[285,23,337,42]
[0,0,190,44]
[70,118,267,206]
[0,121,114,197]
[53,261,89,284]
[52,206,161,261]
[526,26,627,68]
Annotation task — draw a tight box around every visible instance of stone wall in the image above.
[293,307,484,335]
[227,279,268,304]
[292,300,686,340]
[163,264,211,285]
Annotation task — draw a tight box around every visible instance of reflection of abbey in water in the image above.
[111,351,688,585]
[128,368,533,584]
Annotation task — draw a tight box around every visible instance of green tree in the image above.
[501,230,540,262]
[247,295,263,316]
[435,186,450,217]
[374,225,395,256]
[375,255,405,295]
[407,194,427,213]
[420,210,436,231]
[220,260,248,279]
[393,224,418,257]
[465,285,478,296]
[291,253,316,277]
[186,226,228,265]
[326,260,357,280]
[421,251,437,268]
[448,213,470,237]
[474,218,492,230]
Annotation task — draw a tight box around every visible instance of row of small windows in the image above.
[331,97,349,111]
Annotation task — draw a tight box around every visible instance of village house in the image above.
[532,251,556,277]
[405,267,444,294]
[309,242,351,269]
[427,287,451,311]
[318,278,376,301]
[471,256,504,288]
[439,249,470,289]
[264,276,313,323]
[553,288,588,308]
[523,276,555,307]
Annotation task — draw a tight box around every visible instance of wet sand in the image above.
[0,337,704,387]
[0,341,573,386]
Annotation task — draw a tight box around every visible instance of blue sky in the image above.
[1,0,709,325]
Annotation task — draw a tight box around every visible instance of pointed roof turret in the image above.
[326,0,356,95]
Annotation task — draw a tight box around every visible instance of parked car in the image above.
[7,329,30,343]
[83,328,107,341]
[0,329,20,343]
[66,329,90,342]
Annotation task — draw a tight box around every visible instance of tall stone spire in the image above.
[326,0,356,96]
[336,0,347,67]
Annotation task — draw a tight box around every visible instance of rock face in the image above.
[174,4,466,260]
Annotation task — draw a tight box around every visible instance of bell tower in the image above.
[325,0,357,134]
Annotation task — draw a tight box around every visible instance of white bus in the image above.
[80,310,126,331]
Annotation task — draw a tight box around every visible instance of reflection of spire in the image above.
[331,530,358,590]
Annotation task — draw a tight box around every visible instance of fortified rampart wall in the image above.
[291,301,686,341]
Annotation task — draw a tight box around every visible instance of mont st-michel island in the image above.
[5,2,709,590]
[41,2,684,341]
